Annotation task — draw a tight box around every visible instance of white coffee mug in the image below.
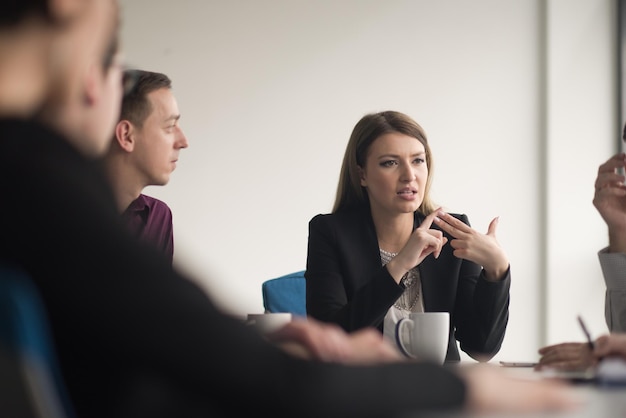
[247,312,292,334]
[395,312,449,364]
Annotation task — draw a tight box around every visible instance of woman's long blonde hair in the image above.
[333,110,436,215]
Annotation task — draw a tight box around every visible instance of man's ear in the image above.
[114,120,135,152]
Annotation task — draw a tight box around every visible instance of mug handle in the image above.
[395,318,416,358]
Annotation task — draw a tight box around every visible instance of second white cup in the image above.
[247,312,292,334]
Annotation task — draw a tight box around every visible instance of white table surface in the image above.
[401,363,626,418]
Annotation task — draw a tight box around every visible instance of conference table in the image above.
[403,363,626,418]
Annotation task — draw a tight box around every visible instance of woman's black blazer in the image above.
[305,206,510,362]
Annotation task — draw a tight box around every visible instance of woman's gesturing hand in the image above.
[433,211,509,281]
[386,209,448,283]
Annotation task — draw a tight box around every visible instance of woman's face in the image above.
[359,132,428,217]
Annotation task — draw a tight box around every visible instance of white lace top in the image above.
[379,248,424,344]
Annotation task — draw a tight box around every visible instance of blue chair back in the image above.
[0,263,75,418]
[262,271,306,317]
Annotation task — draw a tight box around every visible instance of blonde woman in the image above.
[305,110,511,362]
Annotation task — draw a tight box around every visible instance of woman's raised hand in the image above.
[433,211,509,281]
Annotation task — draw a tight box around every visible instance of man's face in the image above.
[132,88,188,186]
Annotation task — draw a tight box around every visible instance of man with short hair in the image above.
[102,70,188,262]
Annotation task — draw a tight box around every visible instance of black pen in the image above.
[577,315,595,350]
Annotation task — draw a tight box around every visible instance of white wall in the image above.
[119,0,617,362]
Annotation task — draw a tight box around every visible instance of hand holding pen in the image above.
[536,316,598,371]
